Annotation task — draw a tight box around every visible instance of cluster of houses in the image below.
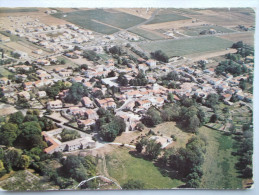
[0,13,254,155]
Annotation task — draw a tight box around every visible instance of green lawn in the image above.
[105,145,183,189]
[198,126,243,189]
[129,28,165,40]
[139,36,233,57]
[151,122,193,148]
[146,13,190,24]
[52,9,146,34]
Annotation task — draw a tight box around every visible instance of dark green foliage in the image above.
[205,93,219,108]
[239,79,247,90]
[145,139,162,160]
[8,111,24,125]
[136,142,143,153]
[109,46,123,55]
[60,129,81,142]
[142,107,162,127]
[100,116,126,142]
[46,81,69,99]
[17,121,46,149]
[150,50,169,63]
[122,179,145,189]
[232,41,243,49]
[65,82,89,104]
[210,114,218,123]
[83,50,100,61]
[130,47,148,59]
[3,148,22,169]
[61,155,97,183]
[215,60,248,76]
[129,72,148,86]
[117,73,128,86]
[0,123,19,146]
[107,70,116,77]
[17,96,30,108]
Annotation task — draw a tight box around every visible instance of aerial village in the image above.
[0,8,254,190]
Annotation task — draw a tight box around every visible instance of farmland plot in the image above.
[52,9,146,34]
[146,13,191,24]
[129,28,165,40]
[139,36,233,57]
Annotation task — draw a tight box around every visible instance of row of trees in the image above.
[215,60,248,76]
[234,123,253,178]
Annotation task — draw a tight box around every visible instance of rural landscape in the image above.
[0,7,255,190]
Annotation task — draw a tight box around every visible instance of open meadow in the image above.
[198,127,243,189]
[102,145,184,189]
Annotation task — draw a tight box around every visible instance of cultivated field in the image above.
[199,127,243,189]
[193,9,255,27]
[139,36,233,57]
[128,27,165,40]
[103,145,184,189]
[180,25,235,36]
[158,8,202,16]
[115,8,156,19]
[146,13,191,25]
[0,8,39,13]
[219,32,255,46]
[52,9,146,34]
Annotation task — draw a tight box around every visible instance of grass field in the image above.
[0,8,39,13]
[150,122,193,148]
[128,28,165,40]
[146,13,190,25]
[198,127,243,189]
[182,25,235,36]
[105,145,184,189]
[52,9,146,34]
[139,36,233,57]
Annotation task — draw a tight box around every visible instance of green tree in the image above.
[0,160,4,172]
[0,123,19,146]
[143,107,162,127]
[17,155,30,169]
[145,139,162,160]
[18,121,46,149]
[83,50,100,61]
[60,129,81,142]
[151,50,169,63]
[205,93,219,108]
[122,179,145,189]
[8,111,24,125]
[4,148,22,168]
[65,82,89,104]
